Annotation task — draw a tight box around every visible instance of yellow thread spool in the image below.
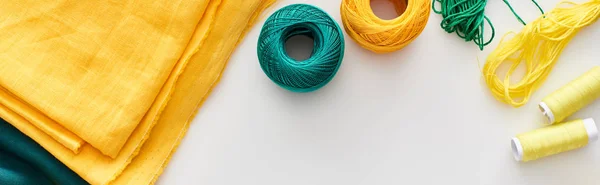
[540,67,600,124]
[511,118,598,162]
[340,0,431,53]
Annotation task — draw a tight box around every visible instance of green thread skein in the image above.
[433,0,495,50]
[432,0,544,50]
[257,4,345,92]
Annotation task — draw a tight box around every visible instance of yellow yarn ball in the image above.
[340,0,431,53]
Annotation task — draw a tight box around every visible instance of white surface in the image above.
[158,0,600,184]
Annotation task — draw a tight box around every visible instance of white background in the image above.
[158,0,600,184]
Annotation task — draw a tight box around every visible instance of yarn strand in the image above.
[502,0,546,25]
[483,0,600,107]
[432,0,494,50]
[503,0,527,25]
[532,0,546,15]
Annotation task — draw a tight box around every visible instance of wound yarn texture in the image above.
[516,119,590,162]
[341,0,430,53]
[542,67,600,124]
[258,4,345,92]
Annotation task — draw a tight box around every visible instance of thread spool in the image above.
[340,0,430,53]
[511,118,598,162]
[540,67,600,124]
[257,4,345,92]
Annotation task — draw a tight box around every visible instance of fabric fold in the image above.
[0,119,87,185]
[0,0,212,158]
[0,0,275,184]
[0,86,85,153]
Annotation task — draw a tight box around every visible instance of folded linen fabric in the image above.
[0,119,87,185]
[0,0,275,184]
[0,0,213,157]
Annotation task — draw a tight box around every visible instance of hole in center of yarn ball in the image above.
[370,0,407,20]
[285,35,314,61]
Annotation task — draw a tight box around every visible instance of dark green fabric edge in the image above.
[0,119,88,185]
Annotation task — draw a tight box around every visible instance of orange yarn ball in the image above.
[340,0,431,53]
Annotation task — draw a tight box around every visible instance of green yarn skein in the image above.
[433,0,495,50]
[257,4,345,92]
[433,0,545,50]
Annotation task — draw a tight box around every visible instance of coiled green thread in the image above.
[257,4,345,92]
[432,0,544,50]
[433,0,495,50]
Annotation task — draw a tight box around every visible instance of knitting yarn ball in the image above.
[341,0,430,53]
[257,4,345,92]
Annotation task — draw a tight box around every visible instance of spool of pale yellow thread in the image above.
[483,0,600,107]
[340,0,430,53]
[511,118,598,162]
[540,67,600,124]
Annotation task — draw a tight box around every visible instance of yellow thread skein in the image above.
[483,0,600,107]
[540,67,600,124]
[511,118,598,162]
[340,0,430,53]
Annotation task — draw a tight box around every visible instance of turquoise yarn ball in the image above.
[257,4,345,92]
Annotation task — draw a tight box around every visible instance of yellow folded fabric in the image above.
[0,0,212,158]
[0,0,275,184]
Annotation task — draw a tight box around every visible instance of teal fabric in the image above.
[0,151,53,185]
[0,119,88,185]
